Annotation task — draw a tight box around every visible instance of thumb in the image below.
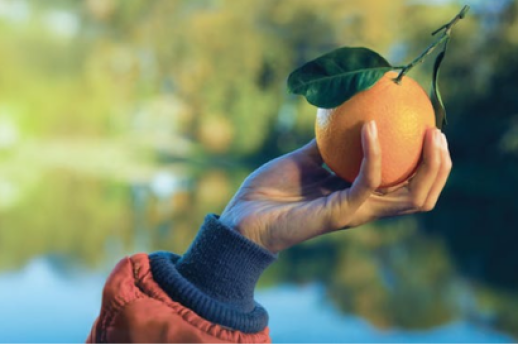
[290,121,382,239]
[314,121,381,231]
[346,120,382,210]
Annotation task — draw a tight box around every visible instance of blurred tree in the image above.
[0,172,131,269]
[399,2,518,289]
[1,0,518,339]
[78,0,408,160]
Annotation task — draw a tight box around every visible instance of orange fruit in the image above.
[315,71,436,188]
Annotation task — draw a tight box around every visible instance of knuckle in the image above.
[410,197,425,210]
[328,208,348,230]
[444,158,453,171]
[333,215,350,230]
[428,155,441,169]
[358,170,381,191]
[365,177,379,190]
[371,145,381,157]
[422,202,436,212]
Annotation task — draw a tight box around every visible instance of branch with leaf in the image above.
[287,5,470,129]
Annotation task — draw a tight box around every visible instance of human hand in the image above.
[220,121,452,253]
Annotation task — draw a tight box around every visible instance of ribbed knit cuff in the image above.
[149,214,277,333]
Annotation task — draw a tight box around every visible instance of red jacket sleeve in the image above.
[86,254,271,343]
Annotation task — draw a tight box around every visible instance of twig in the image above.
[393,5,470,84]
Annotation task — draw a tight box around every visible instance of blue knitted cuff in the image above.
[149,214,277,333]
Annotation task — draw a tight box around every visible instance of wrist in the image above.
[219,211,274,254]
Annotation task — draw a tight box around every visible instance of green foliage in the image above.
[287,47,393,108]
[1,0,518,339]
[430,48,448,128]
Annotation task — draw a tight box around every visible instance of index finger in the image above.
[408,128,443,206]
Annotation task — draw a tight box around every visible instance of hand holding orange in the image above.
[316,71,435,188]
[289,7,468,189]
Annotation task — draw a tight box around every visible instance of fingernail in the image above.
[370,120,377,138]
[435,130,442,146]
[441,133,448,149]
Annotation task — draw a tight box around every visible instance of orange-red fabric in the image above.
[86,253,271,343]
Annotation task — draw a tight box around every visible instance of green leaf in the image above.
[287,47,393,109]
[430,40,449,129]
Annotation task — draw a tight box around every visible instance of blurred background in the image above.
[0,0,517,342]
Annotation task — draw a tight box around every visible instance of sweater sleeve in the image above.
[149,214,278,333]
[87,214,276,344]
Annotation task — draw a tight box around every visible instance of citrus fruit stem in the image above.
[393,5,470,84]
